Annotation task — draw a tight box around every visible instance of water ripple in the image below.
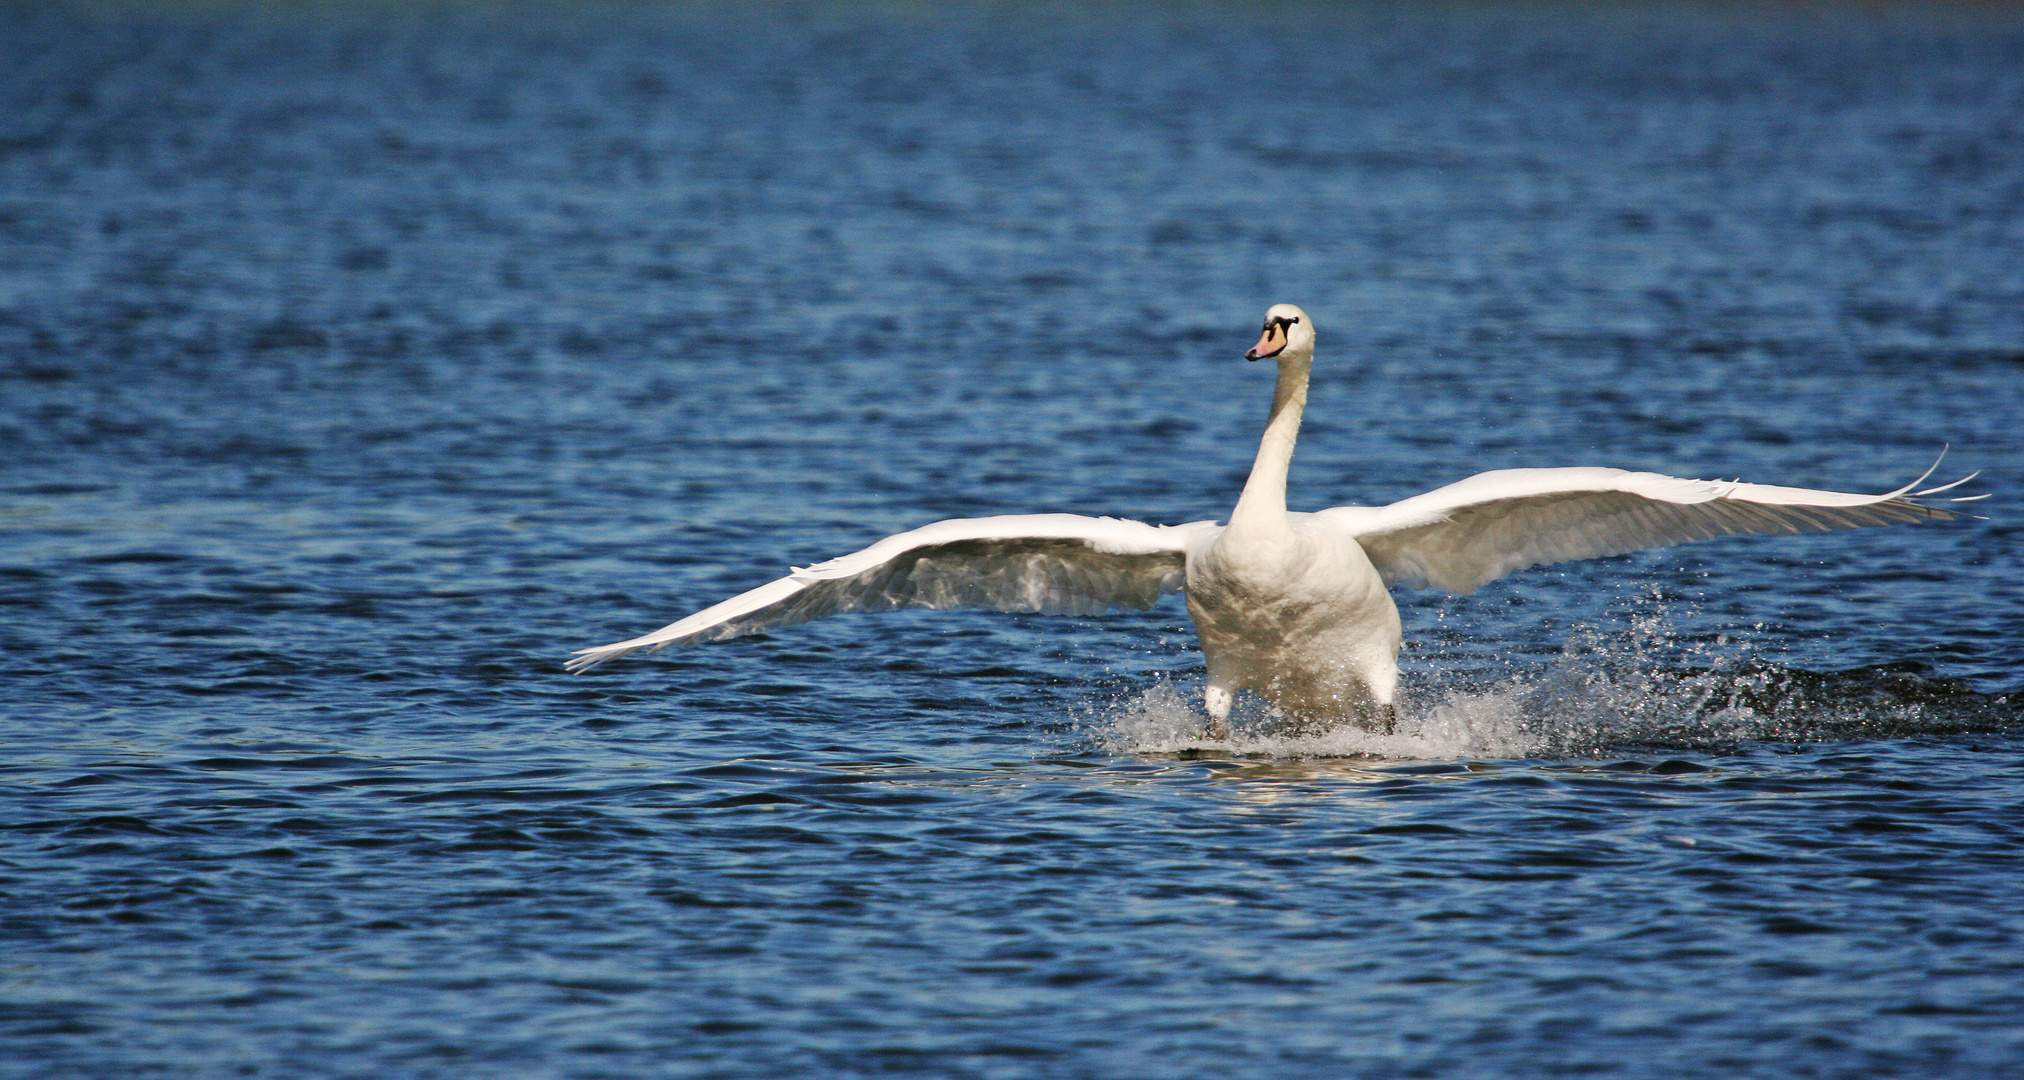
[3,2,2023,1077]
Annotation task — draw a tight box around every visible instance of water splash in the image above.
[1084,605,2015,761]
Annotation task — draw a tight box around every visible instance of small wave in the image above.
[1083,619,2016,761]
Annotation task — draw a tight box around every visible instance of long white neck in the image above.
[1228,351,1312,533]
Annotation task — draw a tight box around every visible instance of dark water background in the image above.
[4,2,2023,1076]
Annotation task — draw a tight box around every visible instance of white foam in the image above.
[1080,601,1824,761]
[1085,678,1553,760]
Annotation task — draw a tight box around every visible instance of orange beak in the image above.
[1246,323,1287,361]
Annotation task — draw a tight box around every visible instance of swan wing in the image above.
[1318,463,1979,595]
[568,514,1217,671]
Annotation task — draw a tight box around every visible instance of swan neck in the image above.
[1231,353,1311,529]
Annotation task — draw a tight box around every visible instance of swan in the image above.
[569,303,1980,737]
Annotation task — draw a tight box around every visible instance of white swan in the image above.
[570,303,1980,737]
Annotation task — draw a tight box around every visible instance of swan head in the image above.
[1245,304,1314,361]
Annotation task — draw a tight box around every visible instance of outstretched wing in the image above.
[1316,460,1981,595]
[568,514,1217,671]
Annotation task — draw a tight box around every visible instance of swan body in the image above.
[571,304,1979,737]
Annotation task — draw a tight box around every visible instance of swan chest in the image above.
[1183,525,1394,646]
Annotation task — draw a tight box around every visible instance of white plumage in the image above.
[577,515,1209,652]
[1328,466,1970,595]
[570,304,1979,736]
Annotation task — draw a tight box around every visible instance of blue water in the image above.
[4,2,2023,1076]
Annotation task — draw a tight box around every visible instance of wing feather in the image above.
[1320,463,1976,595]
[568,514,1215,671]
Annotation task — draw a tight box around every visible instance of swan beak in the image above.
[1246,323,1287,361]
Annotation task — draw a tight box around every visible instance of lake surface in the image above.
[3,2,2022,1076]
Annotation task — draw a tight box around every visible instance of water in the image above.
[4,2,2023,1076]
